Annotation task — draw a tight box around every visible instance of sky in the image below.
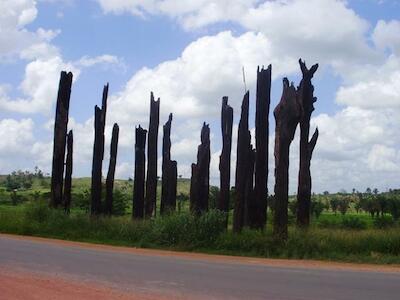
[0,0,399,194]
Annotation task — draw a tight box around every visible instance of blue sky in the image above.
[0,0,399,193]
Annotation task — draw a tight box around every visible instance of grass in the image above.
[1,201,400,265]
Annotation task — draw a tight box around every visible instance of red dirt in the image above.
[0,268,170,300]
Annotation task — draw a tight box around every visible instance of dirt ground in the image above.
[0,268,170,300]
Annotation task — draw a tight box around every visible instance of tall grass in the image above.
[1,201,400,264]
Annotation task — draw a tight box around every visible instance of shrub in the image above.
[112,189,129,216]
[24,200,52,223]
[373,216,394,229]
[341,216,367,230]
[387,197,400,221]
[311,200,325,219]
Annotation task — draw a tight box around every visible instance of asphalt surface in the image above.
[0,235,399,300]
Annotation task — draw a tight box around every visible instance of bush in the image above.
[112,189,129,216]
[341,216,367,230]
[24,200,53,223]
[151,210,227,248]
[387,197,400,220]
[311,200,325,219]
[373,216,394,229]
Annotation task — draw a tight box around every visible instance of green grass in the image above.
[1,201,400,265]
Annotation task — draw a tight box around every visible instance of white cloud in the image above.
[0,52,125,114]
[0,0,50,60]
[373,20,400,55]
[0,118,34,154]
[96,0,256,29]
[75,54,124,69]
[368,144,399,172]
[0,56,79,114]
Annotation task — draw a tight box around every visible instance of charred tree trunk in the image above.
[218,97,233,223]
[190,123,211,215]
[170,160,178,211]
[145,93,160,218]
[252,65,271,229]
[244,146,255,227]
[190,163,198,213]
[233,92,251,233]
[63,130,73,214]
[50,71,73,208]
[91,84,108,215]
[105,123,119,215]
[160,114,176,215]
[133,126,147,219]
[296,59,319,227]
[273,79,301,239]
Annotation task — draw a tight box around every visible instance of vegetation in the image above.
[1,200,400,264]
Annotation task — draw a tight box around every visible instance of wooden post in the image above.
[63,130,73,214]
[296,59,319,227]
[218,96,233,224]
[273,78,301,239]
[90,84,108,215]
[50,71,73,208]
[133,126,147,219]
[105,123,119,215]
[233,91,250,232]
[145,93,160,218]
[252,65,271,229]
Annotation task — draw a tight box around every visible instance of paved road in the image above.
[0,235,399,300]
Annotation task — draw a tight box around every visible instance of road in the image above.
[0,234,399,300]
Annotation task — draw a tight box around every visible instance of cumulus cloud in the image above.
[0,0,50,60]
[372,20,400,55]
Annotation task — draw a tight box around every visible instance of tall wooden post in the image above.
[105,123,119,215]
[133,126,147,219]
[91,84,108,215]
[233,91,250,232]
[273,78,301,239]
[63,130,73,214]
[218,96,233,223]
[145,93,160,217]
[296,59,319,227]
[252,65,271,229]
[50,71,73,208]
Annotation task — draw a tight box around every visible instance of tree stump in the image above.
[233,91,251,233]
[252,65,272,229]
[91,84,108,215]
[273,78,301,239]
[190,123,211,215]
[161,114,177,214]
[296,59,319,227]
[105,123,119,215]
[133,125,147,219]
[63,130,73,214]
[50,71,73,208]
[218,96,233,225]
[145,93,160,218]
